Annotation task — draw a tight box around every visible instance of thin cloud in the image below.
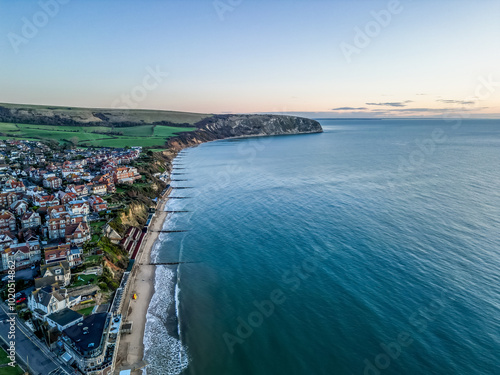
[385,106,488,113]
[437,99,475,105]
[331,107,368,110]
[366,100,413,107]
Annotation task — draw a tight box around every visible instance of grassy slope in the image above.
[0,103,211,148]
[0,102,210,125]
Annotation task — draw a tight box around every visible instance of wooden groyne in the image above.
[155,230,189,233]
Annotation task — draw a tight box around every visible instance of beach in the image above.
[115,195,170,374]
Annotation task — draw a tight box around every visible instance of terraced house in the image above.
[0,191,18,207]
[65,222,91,245]
[21,210,41,229]
[44,244,83,268]
[0,240,41,270]
[88,195,107,212]
[33,194,60,207]
[112,166,141,184]
[43,176,63,189]
[0,210,16,232]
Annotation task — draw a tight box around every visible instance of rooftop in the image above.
[47,307,83,328]
[63,312,109,355]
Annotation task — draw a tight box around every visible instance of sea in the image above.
[143,119,500,375]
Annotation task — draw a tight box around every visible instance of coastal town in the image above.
[0,138,172,375]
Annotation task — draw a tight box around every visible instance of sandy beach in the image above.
[115,195,170,374]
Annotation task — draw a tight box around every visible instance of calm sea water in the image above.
[143,119,500,375]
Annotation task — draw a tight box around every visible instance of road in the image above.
[0,301,73,375]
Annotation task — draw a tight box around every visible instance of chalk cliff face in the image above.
[168,114,323,150]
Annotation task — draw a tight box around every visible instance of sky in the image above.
[0,0,499,118]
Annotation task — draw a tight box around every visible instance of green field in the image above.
[0,348,23,374]
[0,122,195,148]
[154,125,195,137]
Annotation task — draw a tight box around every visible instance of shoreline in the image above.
[113,130,320,374]
[114,191,171,374]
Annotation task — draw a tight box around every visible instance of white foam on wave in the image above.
[143,266,189,375]
[143,193,190,374]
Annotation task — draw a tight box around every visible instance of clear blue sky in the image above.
[1,0,499,117]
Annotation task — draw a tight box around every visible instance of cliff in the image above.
[168,114,322,150]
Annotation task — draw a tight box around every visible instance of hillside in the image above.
[0,102,210,126]
[0,103,323,148]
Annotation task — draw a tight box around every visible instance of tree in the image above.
[69,136,80,147]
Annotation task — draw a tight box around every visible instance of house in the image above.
[91,184,107,195]
[106,183,116,193]
[112,166,141,184]
[57,191,78,205]
[5,179,25,192]
[43,176,62,189]
[0,192,18,208]
[0,210,16,232]
[47,205,67,218]
[68,201,90,216]
[68,247,83,267]
[65,223,90,245]
[37,261,71,287]
[88,196,107,212]
[73,185,89,197]
[33,194,60,208]
[61,313,111,374]
[46,308,84,331]
[44,244,71,264]
[17,228,38,243]
[0,241,41,271]
[48,217,68,240]
[28,285,80,321]
[10,199,29,215]
[44,244,82,267]
[21,211,41,229]
[0,231,17,250]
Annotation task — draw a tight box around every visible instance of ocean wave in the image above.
[143,192,190,374]
[143,266,189,375]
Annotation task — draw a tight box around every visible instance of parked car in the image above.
[16,297,26,304]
